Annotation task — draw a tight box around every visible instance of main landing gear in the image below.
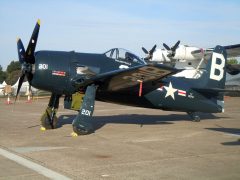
[72,85,96,136]
[40,94,61,130]
[40,85,96,135]
[187,112,200,122]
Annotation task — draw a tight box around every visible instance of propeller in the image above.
[163,40,180,57]
[142,44,157,60]
[15,19,40,102]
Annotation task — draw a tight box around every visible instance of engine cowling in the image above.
[31,50,74,95]
[173,45,203,61]
[151,49,171,62]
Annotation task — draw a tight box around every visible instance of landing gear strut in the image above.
[187,112,200,122]
[40,94,61,129]
[72,85,96,135]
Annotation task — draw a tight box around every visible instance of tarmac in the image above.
[0,97,240,180]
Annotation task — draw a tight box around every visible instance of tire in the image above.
[40,112,58,129]
[72,121,93,135]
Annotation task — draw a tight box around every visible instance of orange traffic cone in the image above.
[5,95,12,105]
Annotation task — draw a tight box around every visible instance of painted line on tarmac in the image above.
[0,148,71,180]
[10,146,68,153]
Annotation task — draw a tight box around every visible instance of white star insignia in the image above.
[164,82,177,100]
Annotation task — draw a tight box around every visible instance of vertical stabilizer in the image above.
[203,45,227,89]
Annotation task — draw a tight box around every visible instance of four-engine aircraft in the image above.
[142,42,240,78]
[16,20,230,135]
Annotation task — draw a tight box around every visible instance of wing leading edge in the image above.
[192,44,240,58]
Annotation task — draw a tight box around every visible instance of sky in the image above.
[0,0,240,70]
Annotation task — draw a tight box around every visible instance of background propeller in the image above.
[15,19,40,102]
[163,40,180,57]
[142,44,157,60]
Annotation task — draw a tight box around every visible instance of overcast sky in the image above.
[0,0,240,69]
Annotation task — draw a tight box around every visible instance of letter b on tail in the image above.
[203,45,227,90]
[210,52,226,81]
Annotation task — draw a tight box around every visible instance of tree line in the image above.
[0,61,21,85]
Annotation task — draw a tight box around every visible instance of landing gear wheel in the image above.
[187,112,201,122]
[192,115,200,122]
[40,110,58,129]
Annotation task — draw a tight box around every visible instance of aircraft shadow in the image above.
[206,127,240,146]
[57,113,221,134]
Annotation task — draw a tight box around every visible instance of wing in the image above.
[224,44,240,58]
[192,44,240,59]
[72,63,180,93]
[99,64,180,91]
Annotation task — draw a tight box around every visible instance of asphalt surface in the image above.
[0,97,240,180]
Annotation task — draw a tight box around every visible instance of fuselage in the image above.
[32,48,143,94]
[32,50,122,94]
[31,49,223,114]
[96,75,223,113]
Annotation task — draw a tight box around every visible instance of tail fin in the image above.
[204,45,227,88]
[194,45,227,91]
[193,46,227,112]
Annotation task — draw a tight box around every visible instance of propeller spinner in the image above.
[15,19,40,101]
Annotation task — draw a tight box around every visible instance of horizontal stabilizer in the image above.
[193,87,240,95]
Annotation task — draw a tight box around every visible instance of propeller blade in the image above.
[15,74,25,102]
[142,47,148,54]
[172,40,180,51]
[15,20,39,104]
[26,72,33,84]
[149,44,157,54]
[17,38,26,64]
[28,83,33,100]
[26,19,40,64]
[142,45,157,60]
[163,43,170,50]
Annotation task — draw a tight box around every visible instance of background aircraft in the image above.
[15,20,233,136]
[142,42,240,78]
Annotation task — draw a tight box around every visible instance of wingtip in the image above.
[37,19,41,25]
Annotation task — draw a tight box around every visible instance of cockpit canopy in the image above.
[104,48,145,65]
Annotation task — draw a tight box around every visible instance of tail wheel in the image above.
[187,112,201,122]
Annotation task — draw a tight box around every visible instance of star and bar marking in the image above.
[158,82,187,100]
[164,82,177,100]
